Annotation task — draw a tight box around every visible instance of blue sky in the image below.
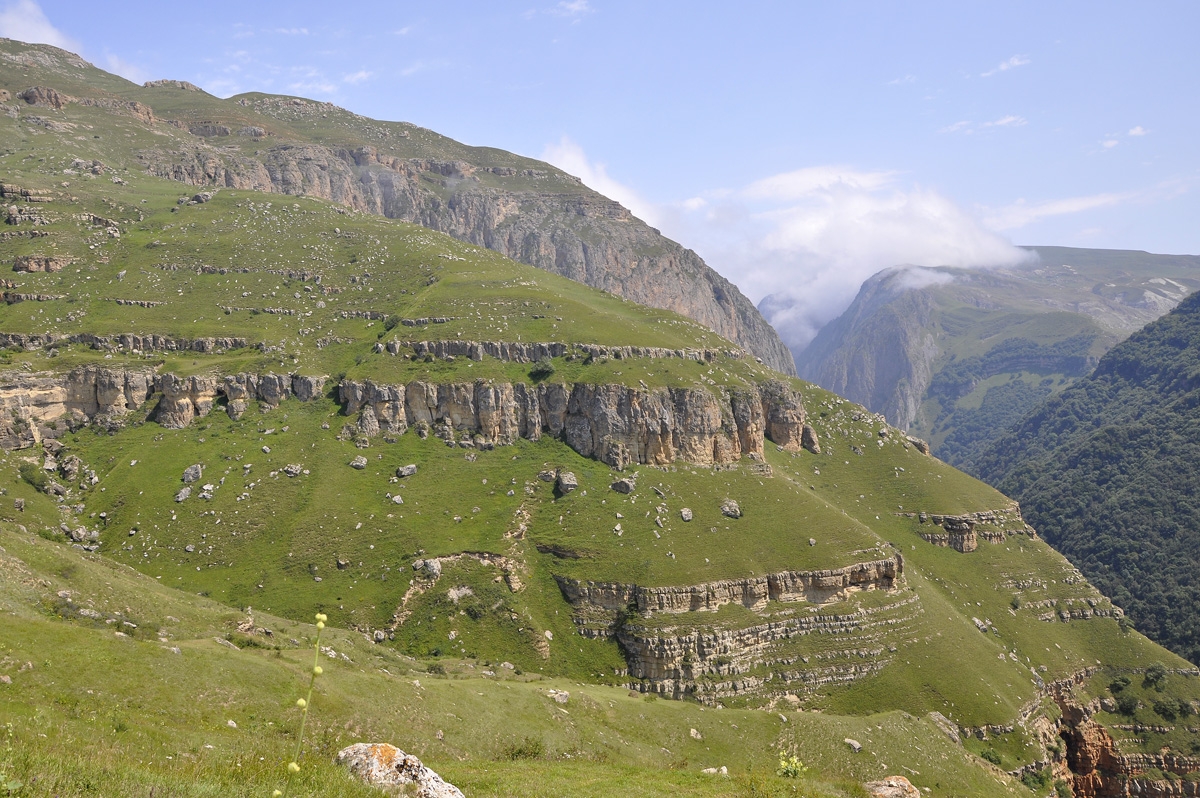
[3,1,1197,346]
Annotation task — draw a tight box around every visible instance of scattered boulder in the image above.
[611,476,636,494]
[680,507,693,522]
[349,455,368,470]
[174,486,191,502]
[864,776,920,798]
[537,469,556,482]
[905,436,930,455]
[397,464,418,478]
[801,424,821,454]
[844,738,862,753]
[555,470,578,494]
[283,463,303,477]
[184,544,195,553]
[546,689,569,705]
[700,766,728,776]
[14,255,71,273]
[720,499,742,519]
[413,559,441,579]
[337,743,464,798]
[182,464,202,483]
[689,728,703,740]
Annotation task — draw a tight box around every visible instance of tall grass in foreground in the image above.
[276,613,326,798]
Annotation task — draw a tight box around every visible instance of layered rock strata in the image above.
[0,331,247,353]
[385,339,744,364]
[899,506,1037,552]
[0,366,809,472]
[557,556,902,623]
[340,378,808,468]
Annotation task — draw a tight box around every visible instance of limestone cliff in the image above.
[340,377,805,468]
[0,366,808,472]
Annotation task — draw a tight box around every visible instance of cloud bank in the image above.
[539,147,1033,354]
[0,0,78,51]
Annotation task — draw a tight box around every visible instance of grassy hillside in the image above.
[1,37,1199,797]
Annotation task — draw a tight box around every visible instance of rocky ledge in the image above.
[0,366,813,472]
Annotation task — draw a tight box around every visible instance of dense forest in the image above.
[976,291,1200,665]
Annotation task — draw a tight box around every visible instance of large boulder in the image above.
[864,776,920,798]
[337,743,464,798]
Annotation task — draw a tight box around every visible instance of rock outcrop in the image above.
[0,366,154,449]
[0,365,804,470]
[0,367,327,445]
[337,743,464,798]
[556,556,909,701]
[340,377,806,468]
[901,506,1036,553]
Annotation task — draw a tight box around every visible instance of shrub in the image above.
[1054,778,1074,797]
[529,357,556,381]
[1153,698,1178,720]
[501,736,545,761]
[1116,693,1139,716]
[981,748,1002,766]
[18,462,47,491]
[383,314,401,332]
[1145,662,1169,690]
[1022,768,1051,790]
[1109,675,1131,693]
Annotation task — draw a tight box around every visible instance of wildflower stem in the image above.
[279,614,326,798]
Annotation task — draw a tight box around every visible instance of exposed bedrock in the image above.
[0,366,808,471]
[553,556,908,702]
[339,377,808,468]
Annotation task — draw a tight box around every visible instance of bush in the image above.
[1109,675,1131,693]
[1153,698,1178,720]
[528,357,556,381]
[1145,662,1169,690]
[383,315,401,332]
[1116,693,1139,716]
[18,462,47,491]
[500,736,545,761]
[1055,778,1074,797]
[1022,768,1051,790]
[981,748,1002,766]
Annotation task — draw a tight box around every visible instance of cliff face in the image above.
[0,366,808,471]
[340,377,805,469]
[136,141,796,375]
[794,267,941,431]
[555,556,909,702]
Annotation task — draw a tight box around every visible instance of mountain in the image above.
[2,39,1200,797]
[975,289,1200,666]
[793,248,1200,470]
[0,38,795,376]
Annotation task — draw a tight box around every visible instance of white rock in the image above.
[337,743,464,798]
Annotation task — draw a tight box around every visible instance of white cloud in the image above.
[540,136,660,227]
[0,0,78,51]
[392,26,412,35]
[942,115,1027,134]
[887,74,916,85]
[661,168,1031,351]
[1128,125,1148,136]
[551,0,592,16]
[981,54,1030,77]
[982,191,1132,230]
[104,53,149,84]
[273,27,309,35]
[984,115,1026,128]
[343,70,373,84]
[1102,139,1118,149]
